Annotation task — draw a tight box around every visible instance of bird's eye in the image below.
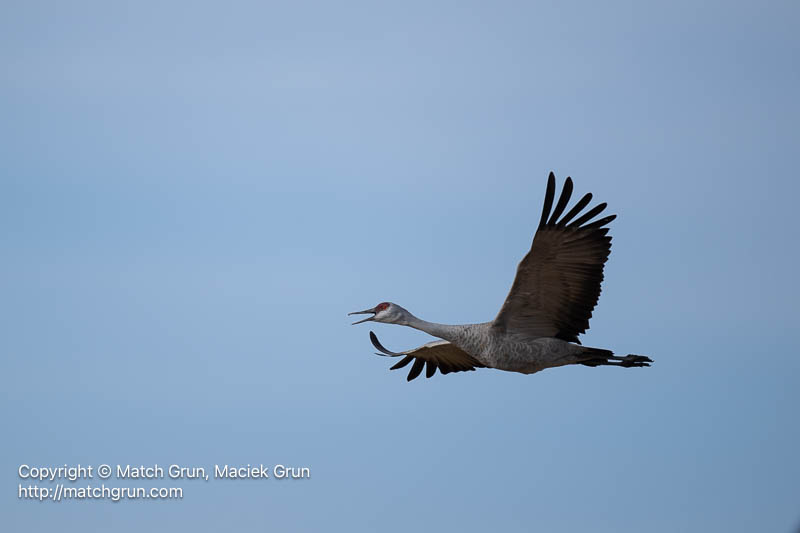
[376,303,389,312]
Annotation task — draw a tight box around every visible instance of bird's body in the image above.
[452,325,586,374]
[350,172,652,381]
[367,315,622,376]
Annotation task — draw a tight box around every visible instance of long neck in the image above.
[405,314,464,343]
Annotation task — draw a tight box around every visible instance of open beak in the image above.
[348,307,376,325]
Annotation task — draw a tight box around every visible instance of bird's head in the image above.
[349,302,411,325]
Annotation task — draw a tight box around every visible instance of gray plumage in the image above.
[350,172,652,382]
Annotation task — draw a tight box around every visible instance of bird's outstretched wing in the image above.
[492,172,615,343]
[369,331,485,382]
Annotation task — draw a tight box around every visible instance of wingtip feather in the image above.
[407,358,425,381]
[547,176,573,225]
[538,172,557,229]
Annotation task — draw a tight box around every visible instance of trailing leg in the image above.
[580,347,653,368]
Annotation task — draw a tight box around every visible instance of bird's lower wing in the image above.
[369,331,485,382]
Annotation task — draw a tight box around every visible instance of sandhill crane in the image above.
[350,172,652,381]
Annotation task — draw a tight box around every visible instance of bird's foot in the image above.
[614,354,653,367]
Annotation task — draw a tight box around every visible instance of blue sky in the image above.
[2,1,799,531]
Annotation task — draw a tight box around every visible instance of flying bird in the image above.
[350,172,652,381]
